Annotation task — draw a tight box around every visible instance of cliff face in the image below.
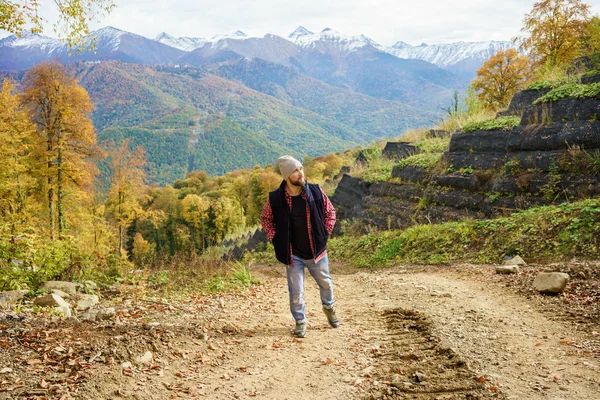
[332,78,600,231]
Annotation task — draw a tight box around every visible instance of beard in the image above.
[289,176,305,187]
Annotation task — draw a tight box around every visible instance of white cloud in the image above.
[5,0,600,45]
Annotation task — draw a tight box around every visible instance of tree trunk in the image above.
[57,138,65,236]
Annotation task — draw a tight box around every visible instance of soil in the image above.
[1,262,599,400]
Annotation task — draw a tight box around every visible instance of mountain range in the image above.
[0,26,514,184]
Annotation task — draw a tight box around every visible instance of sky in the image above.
[6,0,600,46]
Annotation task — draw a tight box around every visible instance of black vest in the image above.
[268,181,328,264]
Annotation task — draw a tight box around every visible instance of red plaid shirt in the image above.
[260,185,336,265]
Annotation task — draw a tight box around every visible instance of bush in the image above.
[533,82,600,104]
[462,116,520,132]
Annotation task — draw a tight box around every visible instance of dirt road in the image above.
[2,264,599,399]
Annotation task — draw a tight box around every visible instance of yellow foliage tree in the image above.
[518,0,591,69]
[0,79,37,234]
[22,62,99,239]
[104,138,146,254]
[0,0,116,49]
[181,194,211,250]
[472,49,534,110]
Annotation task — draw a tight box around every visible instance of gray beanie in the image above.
[276,155,303,180]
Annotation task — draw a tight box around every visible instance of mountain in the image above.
[0,27,186,71]
[65,61,430,183]
[180,27,467,110]
[154,30,251,52]
[385,40,516,79]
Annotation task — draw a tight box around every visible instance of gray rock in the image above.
[51,289,71,299]
[533,272,570,294]
[504,255,527,266]
[0,290,28,308]
[121,361,133,369]
[496,265,520,274]
[41,281,79,296]
[135,351,153,365]
[83,280,98,290]
[34,294,72,317]
[97,307,116,320]
[414,371,427,383]
[76,294,99,311]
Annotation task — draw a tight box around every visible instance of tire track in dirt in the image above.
[45,265,600,400]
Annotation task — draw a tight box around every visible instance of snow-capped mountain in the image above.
[386,40,516,79]
[0,26,186,70]
[154,30,253,51]
[288,27,384,55]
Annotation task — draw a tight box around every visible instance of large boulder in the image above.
[41,281,79,296]
[76,294,99,311]
[532,272,570,294]
[382,142,421,161]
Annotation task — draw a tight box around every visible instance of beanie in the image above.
[276,155,303,181]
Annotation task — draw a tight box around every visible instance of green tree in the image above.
[0,0,116,48]
[181,194,210,250]
[518,0,591,69]
[22,62,99,240]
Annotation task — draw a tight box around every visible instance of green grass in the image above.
[533,82,600,104]
[462,116,520,133]
[397,153,442,169]
[329,198,600,266]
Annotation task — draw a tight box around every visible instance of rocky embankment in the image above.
[332,75,600,230]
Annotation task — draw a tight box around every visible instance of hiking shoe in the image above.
[293,321,307,338]
[323,306,340,328]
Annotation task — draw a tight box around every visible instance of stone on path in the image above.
[34,294,72,317]
[532,272,569,294]
[76,294,99,311]
[496,265,520,274]
[504,255,527,266]
[0,290,28,308]
[41,281,79,296]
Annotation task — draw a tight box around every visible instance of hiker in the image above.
[260,155,339,338]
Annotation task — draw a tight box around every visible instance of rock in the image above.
[121,361,133,369]
[0,367,13,374]
[34,294,72,317]
[221,323,237,333]
[83,280,98,290]
[504,255,527,266]
[496,265,520,274]
[76,294,99,311]
[97,307,116,320]
[414,371,427,383]
[0,290,28,308]
[41,281,79,296]
[79,309,98,321]
[135,351,153,365]
[533,272,570,294]
[51,289,71,299]
[382,142,421,161]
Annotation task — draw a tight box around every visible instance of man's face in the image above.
[288,167,305,187]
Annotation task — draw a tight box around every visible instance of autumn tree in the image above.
[472,49,534,110]
[104,139,146,254]
[22,62,99,240]
[518,0,591,68]
[0,79,36,234]
[0,0,116,48]
[181,194,211,251]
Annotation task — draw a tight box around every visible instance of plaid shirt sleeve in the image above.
[321,188,336,234]
[260,198,276,241]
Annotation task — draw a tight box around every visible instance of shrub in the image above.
[462,116,520,132]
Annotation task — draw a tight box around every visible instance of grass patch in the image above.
[416,137,450,153]
[462,116,520,133]
[533,82,600,104]
[397,153,442,169]
[329,198,600,267]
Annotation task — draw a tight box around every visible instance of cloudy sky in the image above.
[9,0,600,45]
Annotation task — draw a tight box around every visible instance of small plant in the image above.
[397,153,443,170]
[533,82,600,104]
[462,116,520,132]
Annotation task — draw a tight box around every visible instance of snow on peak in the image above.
[0,33,62,52]
[385,40,515,68]
[290,27,383,53]
[92,26,127,41]
[288,26,313,41]
[154,32,207,51]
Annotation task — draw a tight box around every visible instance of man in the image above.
[260,155,339,338]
